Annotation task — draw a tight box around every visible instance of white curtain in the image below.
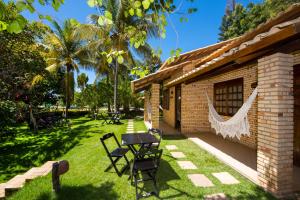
[206,87,258,139]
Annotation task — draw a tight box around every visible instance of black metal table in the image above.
[108,112,121,124]
[121,133,159,156]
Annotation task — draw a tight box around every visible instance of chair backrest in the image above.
[134,148,163,168]
[100,133,121,155]
[148,128,163,142]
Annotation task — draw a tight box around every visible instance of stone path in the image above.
[0,161,55,199]
[126,119,134,133]
[164,142,239,198]
[188,174,214,187]
[177,161,198,170]
[170,152,186,159]
[165,145,178,150]
[212,172,240,185]
[204,193,228,200]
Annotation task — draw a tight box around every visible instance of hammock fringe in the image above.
[206,88,258,139]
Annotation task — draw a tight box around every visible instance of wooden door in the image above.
[175,85,181,130]
[294,66,300,166]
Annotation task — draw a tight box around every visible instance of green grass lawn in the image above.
[3,117,275,200]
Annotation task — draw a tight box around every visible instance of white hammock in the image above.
[206,87,258,139]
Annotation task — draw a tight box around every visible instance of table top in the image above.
[121,133,159,146]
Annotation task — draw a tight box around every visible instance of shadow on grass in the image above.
[36,182,118,200]
[226,185,276,200]
[162,135,187,141]
[0,118,103,182]
[156,159,196,199]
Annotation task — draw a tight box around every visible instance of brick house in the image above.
[131,4,300,198]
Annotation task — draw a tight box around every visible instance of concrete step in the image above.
[0,184,5,200]
[23,161,56,181]
[39,161,56,176]
[23,167,43,181]
[5,175,26,192]
[1,160,56,199]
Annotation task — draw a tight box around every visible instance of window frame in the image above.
[213,78,244,116]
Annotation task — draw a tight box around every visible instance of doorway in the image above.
[175,85,181,130]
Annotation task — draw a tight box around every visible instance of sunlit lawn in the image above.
[3,117,275,200]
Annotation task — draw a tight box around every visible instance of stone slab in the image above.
[40,161,56,176]
[212,172,239,185]
[188,174,214,187]
[170,152,186,158]
[177,161,197,169]
[0,184,5,199]
[165,145,178,150]
[5,175,26,191]
[204,193,228,200]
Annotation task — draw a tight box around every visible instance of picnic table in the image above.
[121,133,159,157]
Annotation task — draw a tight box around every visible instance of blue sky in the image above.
[23,0,262,85]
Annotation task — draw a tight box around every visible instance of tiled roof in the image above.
[165,14,300,87]
[131,3,300,93]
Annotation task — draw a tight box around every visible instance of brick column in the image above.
[144,91,149,122]
[257,53,294,198]
[151,84,160,129]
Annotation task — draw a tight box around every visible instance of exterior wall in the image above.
[181,63,258,149]
[163,70,183,128]
[144,92,150,122]
[257,53,294,198]
[292,50,300,65]
[150,84,160,129]
[163,86,176,127]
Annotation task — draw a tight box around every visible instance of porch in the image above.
[156,120,300,193]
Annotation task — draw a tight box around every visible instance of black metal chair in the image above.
[100,133,130,177]
[98,112,108,125]
[131,148,163,200]
[144,128,163,149]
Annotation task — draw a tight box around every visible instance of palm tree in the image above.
[78,0,159,112]
[42,19,89,118]
[77,73,89,91]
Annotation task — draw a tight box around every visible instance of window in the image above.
[214,78,243,116]
[162,89,170,110]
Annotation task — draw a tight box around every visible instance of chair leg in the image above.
[109,157,121,177]
[134,173,139,200]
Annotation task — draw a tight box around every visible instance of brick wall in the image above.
[144,92,150,122]
[181,63,258,149]
[150,84,160,129]
[292,50,300,65]
[257,53,294,198]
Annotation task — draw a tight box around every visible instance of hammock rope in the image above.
[206,87,258,139]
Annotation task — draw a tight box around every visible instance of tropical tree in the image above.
[77,73,89,91]
[80,0,160,112]
[219,0,300,41]
[42,19,89,118]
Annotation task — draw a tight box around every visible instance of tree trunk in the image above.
[113,61,118,112]
[65,65,71,119]
[106,72,111,112]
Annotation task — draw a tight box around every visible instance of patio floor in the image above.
[158,120,300,193]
